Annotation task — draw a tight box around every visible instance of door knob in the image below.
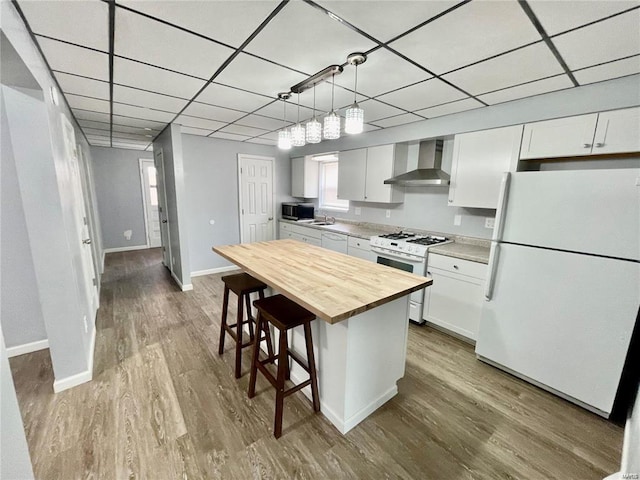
[582,143,592,148]
[162,219,168,223]
[83,238,92,244]
[595,142,604,148]
[268,217,273,221]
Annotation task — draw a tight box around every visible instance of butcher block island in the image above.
[213,239,431,434]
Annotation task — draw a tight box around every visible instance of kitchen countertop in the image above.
[280,218,393,239]
[429,241,491,264]
[213,239,431,324]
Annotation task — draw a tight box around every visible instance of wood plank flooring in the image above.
[10,248,623,479]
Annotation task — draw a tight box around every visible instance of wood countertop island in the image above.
[213,239,432,435]
[213,239,431,324]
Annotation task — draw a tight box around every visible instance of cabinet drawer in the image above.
[348,236,370,250]
[280,222,292,232]
[427,253,486,279]
[289,223,322,239]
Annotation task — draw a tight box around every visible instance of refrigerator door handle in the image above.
[484,241,500,301]
[492,172,511,242]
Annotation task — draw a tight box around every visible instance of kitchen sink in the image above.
[310,221,330,226]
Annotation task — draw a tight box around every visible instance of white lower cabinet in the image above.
[423,254,486,342]
[347,237,377,262]
[279,222,321,246]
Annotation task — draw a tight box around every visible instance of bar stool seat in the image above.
[218,272,273,378]
[248,294,320,438]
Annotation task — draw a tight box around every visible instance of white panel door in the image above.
[337,148,367,201]
[239,155,274,243]
[140,159,161,248]
[520,113,598,159]
[477,243,639,414]
[593,107,640,154]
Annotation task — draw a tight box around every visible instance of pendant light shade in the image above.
[277,92,292,150]
[291,93,306,147]
[345,53,366,135]
[306,83,322,143]
[323,73,341,140]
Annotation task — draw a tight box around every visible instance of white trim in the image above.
[53,326,96,393]
[6,339,49,358]
[103,245,149,253]
[237,154,276,244]
[101,250,106,271]
[171,269,193,291]
[191,265,240,277]
[138,158,152,249]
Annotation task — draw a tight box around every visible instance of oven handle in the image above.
[371,247,424,264]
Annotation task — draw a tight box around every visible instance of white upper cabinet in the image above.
[291,156,319,198]
[520,107,640,159]
[338,144,406,203]
[448,125,522,209]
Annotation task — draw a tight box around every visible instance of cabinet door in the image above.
[348,246,377,263]
[291,157,319,198]
[593,107,640,155]
[449,125,523,209]
[364,145,396,203]
[291,157,304,197]
[337,148,367,201]
[520,114,598,159]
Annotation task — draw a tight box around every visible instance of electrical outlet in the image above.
[485,217,496,229]
[83,315,88,333]
[355,207,361,216]
[385,209,391,218]
[454,214,462,226]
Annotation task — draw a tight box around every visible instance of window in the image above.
[318,155,349,211]
[147,165,158,206]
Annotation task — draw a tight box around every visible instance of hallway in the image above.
[10,249,623,479]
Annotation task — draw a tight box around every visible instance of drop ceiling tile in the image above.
[215,53,307,98]
[245,137,276,146]
[219,124,269,137]
[78,120,111,131]
[553,10,640,71]
[182,126,213,136]
[236,114,287,131]
[175,115,227,131]
[210,131,251,142]
[414,98,484,118]
[530,1,639,36]
[20,1,109,51]
[82,127,110,136]
[66,94,110,114]
[183,102,246,123]
[79,120,160,137]
[254,101,312,124]
[112,115,166,130]
[389,1,541,75]
[115,8,234,79]
[256,131,279,141]
[370,113,423,128]
[83,128,152,142]
[54,72,109,100]
[478,75,573,105]
[375,78,467,112]
[113,85,188,113]
[113,103,176,123]
[309,81,359,115]
[316,1,459,42]
[574,56,640,85]
[354,99,405,122]
[444,43,564,95]
[73,109,110,123]
[118,1,281,48]
[363,123,381,133]
[114,57,205,99]
[244,1,375,74]
[112,139,150,150]
[86,135,111,146]
[197,82,273,112]
[37,37,108,80]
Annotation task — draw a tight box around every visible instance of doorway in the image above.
[238,154,275,243]
[139,158,161,248]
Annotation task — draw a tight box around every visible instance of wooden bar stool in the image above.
[248,294,320,438]
[218,273,274,378]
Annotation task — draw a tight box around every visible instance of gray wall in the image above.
[91,146,152,249]
[181,134,292,273]
[0,328,34,480]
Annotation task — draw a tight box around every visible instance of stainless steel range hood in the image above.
[384,139,450,186]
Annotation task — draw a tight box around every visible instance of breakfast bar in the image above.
[213,239,431,434]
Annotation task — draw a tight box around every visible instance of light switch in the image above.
[485,217,495,229]
[454,214,462,226]
[355,207,361,216]
[386,210,391,218]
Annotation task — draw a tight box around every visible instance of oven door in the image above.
[375,252,427,322]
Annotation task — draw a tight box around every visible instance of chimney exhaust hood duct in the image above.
[384,139,450,186]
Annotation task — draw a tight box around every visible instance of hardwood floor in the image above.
[10,248,623,479]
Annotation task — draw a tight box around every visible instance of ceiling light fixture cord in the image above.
[353,63,358,103]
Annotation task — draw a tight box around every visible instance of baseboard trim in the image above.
[6,339,49,358]
[53,327,96,393]
[191,265,239,277]
[103,245,149,253]
[171,269,193,292]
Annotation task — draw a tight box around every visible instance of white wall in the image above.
[91,146,153,249]
[181,134,293,274]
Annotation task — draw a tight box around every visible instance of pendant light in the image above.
[277,92,291,150]
[291,93,306,147]
[323,73,341,140]
[345,53,366,135]
[305,83,322,144]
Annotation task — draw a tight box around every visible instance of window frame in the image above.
[317,157,349,212]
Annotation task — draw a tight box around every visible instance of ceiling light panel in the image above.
[354,99,405,122]
[54,72,109,100]
[219,124,269,137]
[19,0,109,51]
[114,8,234,79]
[371,113,423,128]
[574,57,640,85]
[315,0,459,42]
[552,10,640,71]
[389,1,540,75]
[114,57,206,99]
[196,83,273,113]
[113,85,189,113]
[66,94,110,113]
[37,37,108,80]
[118,0,281,48]
[112,104,176,123]
[182,102,246,123]
[215,53,307,97]
[477,75,573,105]
[444,42,564,96]
[174,115,227,131]
[529,1,639,36]
[414,97,483,118]
[244,1,376,75]
[375,78,466,112]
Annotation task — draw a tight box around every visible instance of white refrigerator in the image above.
[476,168,640,416]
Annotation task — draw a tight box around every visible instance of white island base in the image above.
[286,296,410,434]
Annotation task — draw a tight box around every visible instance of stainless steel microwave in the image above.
[282,203,314,221]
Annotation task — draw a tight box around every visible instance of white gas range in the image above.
[370,232,451,323]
